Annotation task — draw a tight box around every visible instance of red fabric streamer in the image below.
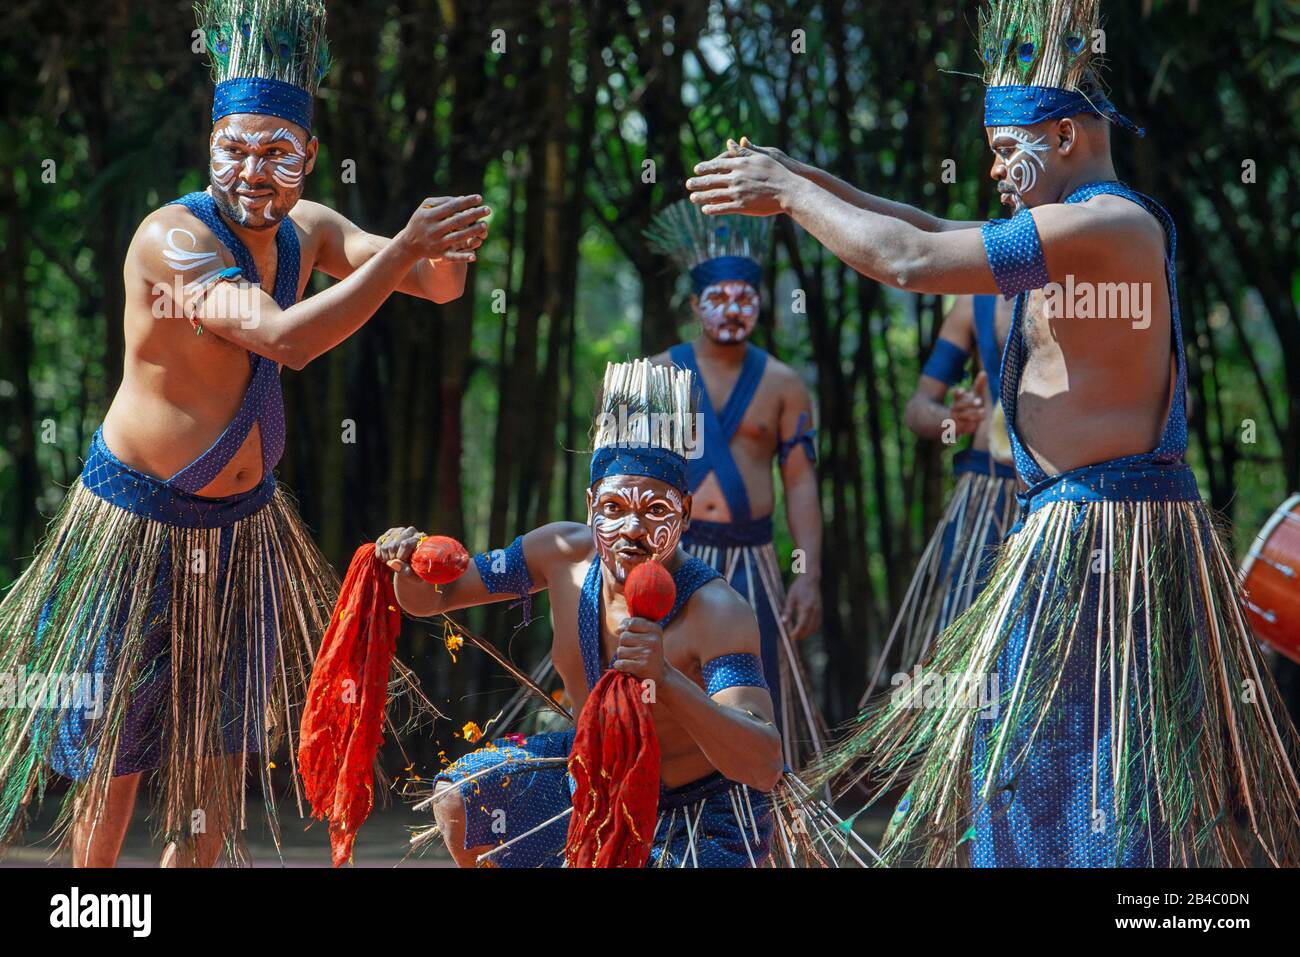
[564,561,673,868]
[299,537,468,866]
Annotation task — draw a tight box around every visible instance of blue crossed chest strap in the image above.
[973,293,1002,399]
[576,555,723,692]
[987,181,1188,487]
[667,343,769,523]
[162,191,301,492]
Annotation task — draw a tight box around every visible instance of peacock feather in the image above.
[643,198,771,276]
[979,0,1100,91]
[195,0,331,94]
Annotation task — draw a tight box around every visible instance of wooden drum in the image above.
[1240,493,1300,663]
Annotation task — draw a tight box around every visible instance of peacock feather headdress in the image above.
[645,199,771,294]
[590,359,700,491]
[197,0,331,132]
[979,0,1098,91]
[978,0,1143,135]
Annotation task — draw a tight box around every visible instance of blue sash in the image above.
[575,555,722,692]
[668,343,768,523]
[989,182,1188,493]
[161,191,301,492]
[972,294,1002,400]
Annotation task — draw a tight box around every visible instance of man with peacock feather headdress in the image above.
[0,0,489,867]
[687,0,1300,867]
[641,198,829,775]
[375,358,789,867]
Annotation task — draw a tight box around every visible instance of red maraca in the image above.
[624,560,676,622]
[411,535,470,585]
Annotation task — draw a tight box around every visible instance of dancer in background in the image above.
[860,293,1017,705]
[646,199,829,771]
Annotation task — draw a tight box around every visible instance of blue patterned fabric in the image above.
[682,518,785,723]
[576,554,722,692]
[473,535,534,624]
[48,439,280,778]
[924,454,1019,637]
[589,446,687,495]
[212,77,314,131]
[441,551,775,868]
[684,515,772,549]
[649,772,773,867]
[983,84,1144,136]
[920,338,971,386]
[689,255,763,293]
[997,181,1189,489]
[81,428,275,527]
[435,729,576,868]
[163,191,301,491]
[982,210,1050,301]
[702,653,768,695]
[668,342,769,522]
[970,182,1194,866]
[972,294,1002,399]
[439,734,773,868]
[778,411,817,466]
[970,498,1174,868]
[952,447,1017,483]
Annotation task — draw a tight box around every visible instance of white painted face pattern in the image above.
[209,125,308,224]
[699,281,759,344]
[591,478,687,582]
[992,126,1050,201]
[267,127,307,190]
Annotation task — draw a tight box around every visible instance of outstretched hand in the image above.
[686,137,798,217]
[401,195,490,263]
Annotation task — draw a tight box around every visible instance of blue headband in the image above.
[984,85,1144,137]
[689,256,763,294]
[212,78,314,132]
[590,446,687,494]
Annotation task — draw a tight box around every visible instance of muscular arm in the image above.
[905,296,976,440]
[690,142,1158,297]
[778,177,1003,295]
[623,587,783,791]
[300,200,480,304]
[387,522,585,618]
[784,159,982,234]
[776,371,823,639]
[142,196,488,370]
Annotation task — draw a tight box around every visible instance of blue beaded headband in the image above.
[984,84,1144,136]
[212,77,314,132]
[590,446,687,494]
[688,255,763,294]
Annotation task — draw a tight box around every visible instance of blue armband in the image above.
[778,411,817,466]
[473,536,534,622]
[982,210,1050,298]
[920,339,971,386]
[702,653,769,696]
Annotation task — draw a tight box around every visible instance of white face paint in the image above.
[161,227,224,293]
[589,476,687,585]
[991,126,1051,209]
[208,119,309,228]
[696,280,759,344]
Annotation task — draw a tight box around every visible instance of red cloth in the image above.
[299,545,400,867]
[564,561,673,868]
